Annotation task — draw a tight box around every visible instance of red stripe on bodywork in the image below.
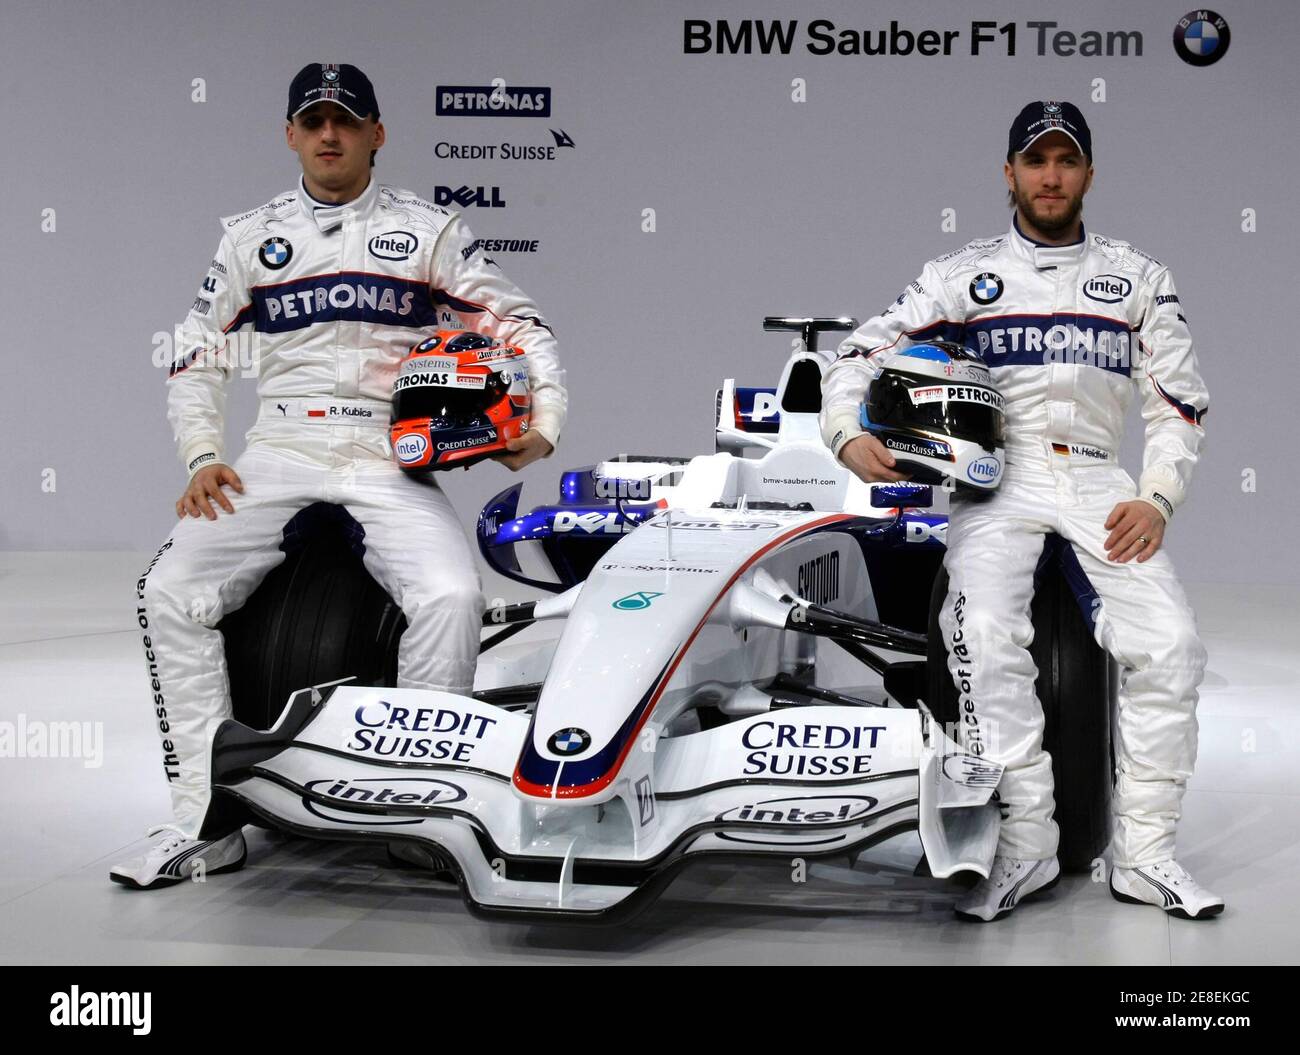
[512,512,856,800]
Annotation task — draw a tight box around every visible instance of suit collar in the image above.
[298,176,378,232]
[1009,215,1087,269]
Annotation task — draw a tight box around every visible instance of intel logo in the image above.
[967,456,1001,483]
[1082,274,1132,304]
[717,796,876,825]
[369,231,418,261]
[300,776,467,826]
[395,434,428,463]
[309,777,467,806]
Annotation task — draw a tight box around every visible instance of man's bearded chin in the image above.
[1015,184,1084,236]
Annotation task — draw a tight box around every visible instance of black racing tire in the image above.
[926,543,1117,874]
[219,503,406,731]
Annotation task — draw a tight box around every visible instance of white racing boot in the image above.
[109,825,246,890]
[954,854,1061,922]
[1110,859,1225,920]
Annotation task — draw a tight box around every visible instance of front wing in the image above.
[206,685,1000,920]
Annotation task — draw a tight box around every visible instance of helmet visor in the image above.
[867,371,1005,446]
[393,372,510,428]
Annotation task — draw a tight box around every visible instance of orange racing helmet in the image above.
[390,330,531,471]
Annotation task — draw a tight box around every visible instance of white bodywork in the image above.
[210,345,1000,919]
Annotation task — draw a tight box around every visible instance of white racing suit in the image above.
[821,219,1209,868]
[137,177,567,835]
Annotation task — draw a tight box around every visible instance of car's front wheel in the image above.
[219,503,406,731]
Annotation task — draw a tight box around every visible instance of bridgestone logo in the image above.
[187,453,216,473]
[463,238,541,259]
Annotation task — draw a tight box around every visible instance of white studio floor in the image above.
[0,552,1296,966]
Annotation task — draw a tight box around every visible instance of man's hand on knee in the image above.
[1104,500,1165,563]
[177,464,245,520]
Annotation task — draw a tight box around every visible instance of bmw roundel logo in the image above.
[969,272,1003,305]
[1173,10,1230,67]
[547,728,591,756]
[1043,102,1062,115]
[258,236,293,270]
[323,68,340,83]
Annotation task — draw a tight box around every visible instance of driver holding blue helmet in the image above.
[822,102,1220,922]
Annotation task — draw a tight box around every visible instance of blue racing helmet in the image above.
[861,341,1005,491]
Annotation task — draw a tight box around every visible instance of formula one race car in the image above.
[213,319,1116,921]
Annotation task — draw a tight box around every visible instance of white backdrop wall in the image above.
[2,0,1293,585]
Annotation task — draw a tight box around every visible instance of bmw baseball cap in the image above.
[287,63,380,121]
[1008,101,1092,161]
